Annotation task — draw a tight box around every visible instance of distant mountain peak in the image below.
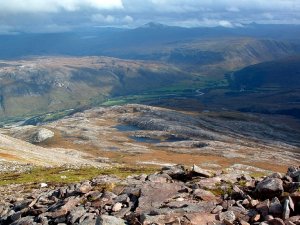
[140,22,168,29]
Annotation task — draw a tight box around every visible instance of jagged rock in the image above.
[192,165,212,178]
[161,164,187,180]
[269,197,283,215]
[288,196,295,211]
[283,199,291,220]
[255,178,283,199]
[218,211,236,223]
[67,206,85,224]
[98,215,126,225]
[232,185,247,199]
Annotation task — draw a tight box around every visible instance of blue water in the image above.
[114,124,141,132]
[129,136,161,144]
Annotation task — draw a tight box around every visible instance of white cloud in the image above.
[0,0,123,13]
[123,15,134,23]
[91,14,116,23]
[226,7,240,12]
[219,20,234,28]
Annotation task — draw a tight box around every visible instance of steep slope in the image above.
[228,56,300,89]
[0,56,187,120]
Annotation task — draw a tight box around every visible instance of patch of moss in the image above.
[0,166,157,186]
[250,172,267,179]
[209,181,234,196]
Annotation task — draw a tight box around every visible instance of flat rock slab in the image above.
[98,215,126,225]
[137,182,185,213]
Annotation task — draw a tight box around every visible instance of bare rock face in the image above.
[30,128,54,143]
[255,178,284,199]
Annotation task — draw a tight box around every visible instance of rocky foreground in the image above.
[0,165,299,225]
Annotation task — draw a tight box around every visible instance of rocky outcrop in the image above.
[0,165,299,225]
[7,126,54,144]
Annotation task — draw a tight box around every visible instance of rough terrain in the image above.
[0,164,299,225]
[1,104,299,172]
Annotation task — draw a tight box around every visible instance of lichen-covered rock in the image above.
[255,178,284,199]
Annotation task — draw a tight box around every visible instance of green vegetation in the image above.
[0,166,158,186]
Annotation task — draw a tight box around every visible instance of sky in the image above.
[0,0,299,34]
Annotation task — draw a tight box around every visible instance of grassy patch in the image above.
[0,166,157,186]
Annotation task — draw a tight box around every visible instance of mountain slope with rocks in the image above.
[0,164,299,225]
[1,104,299,172]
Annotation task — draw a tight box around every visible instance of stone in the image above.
[265,215,274,221]
[269,173,283,179]
[232,185,247,199]
[78,182,92,194]
[112,202,122,212]
[31,128,54,143]
[40,183,48,188]
[287,216,300,223]
[114,194,130,203]
[67,206,85,224]
[228,206,249,222]
[198,177,222,190]
[48,196,81,218]
[218,211,236,223]
[136,182,184,213]
[161,164,187,180]
[269,218,285,225]
[183,213,217,225]
[147,173,171,183]
[140,213,183,225]
[212,205,223,214]
[256,199,270,217]
[251,214,260,222]
[10,216,35,225]
[192,164,212,178]
[193,189,216,201]
[288,196,295,211]
[255,178,284,199]
[283,199,291,220]
[10,211,23,222]
[239,219,250,225]
[269,197,283,215]
[98,215,126,225]
[250,199,260,207]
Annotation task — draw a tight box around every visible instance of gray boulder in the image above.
[31,128,54,143]
[255,178,283,199]
[98,215,126,225]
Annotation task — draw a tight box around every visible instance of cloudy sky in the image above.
[0,0,299,33]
